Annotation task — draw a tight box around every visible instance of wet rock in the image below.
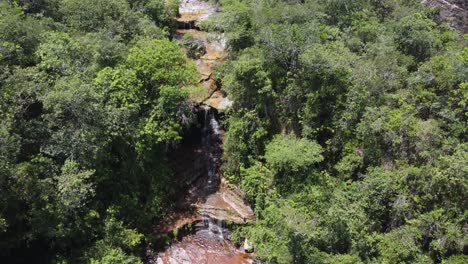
[154,0,249,262]
[157,232,252,264]
[176,19,198,30]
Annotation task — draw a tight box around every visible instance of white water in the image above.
[210,113,221,135]
[201,107,225,239]
[203,213,225,240]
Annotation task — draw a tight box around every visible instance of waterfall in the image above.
[216,218,224,239]
[201,105,220,136]
[196,106,226,239]
[207,160,215,184]
[201,213,225,239]
[155,0,254,261]
[210,113,221,135]
[200,106,218,185]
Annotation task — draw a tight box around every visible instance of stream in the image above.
[149,1,255,263]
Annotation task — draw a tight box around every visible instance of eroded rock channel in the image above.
[149,1,254,263]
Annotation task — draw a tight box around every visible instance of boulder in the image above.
[243,239,254,253]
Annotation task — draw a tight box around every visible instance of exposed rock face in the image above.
[422,0,468,33]
[220,184,255,222]
[154,105,254,263]
[165,106,254,226]
[174,0,232,111]
[176,19,197,30]
[153,2,251,263]
[178,0,220,26]
[199,187,255,224]
[206,90,234,110]
[156,230,252,264]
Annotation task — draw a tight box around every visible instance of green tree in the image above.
[56,160,95,213]
[224,48,274,115]
[0,1,51,66]
[87,208,143,263]
[126,38,196,91]
[223,110,269,178]
[265,134,323,175]
[395,12,441,61]
[94,66,144,109]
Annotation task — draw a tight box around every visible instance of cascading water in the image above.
[154,105,251,263]
[202,213,225,239]
[210,112,221,136]
[200,106,225,239]
[199,106,221,189]
[152,0,254,262]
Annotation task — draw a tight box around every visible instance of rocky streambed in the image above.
[149,1,255,263]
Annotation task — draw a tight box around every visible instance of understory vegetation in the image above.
[0,0,467,263]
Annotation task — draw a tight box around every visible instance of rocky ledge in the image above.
[175,0,232,111]
[422,0,468,33]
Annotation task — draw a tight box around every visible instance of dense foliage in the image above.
[1,0,467,263]
[0,0,195,262]
[208,0,467,263]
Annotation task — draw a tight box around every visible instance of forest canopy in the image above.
[1,0,194,262]
[0,0,467,263]
[214,0,467,263]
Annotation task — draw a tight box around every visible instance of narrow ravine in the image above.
[149,1,254,263]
